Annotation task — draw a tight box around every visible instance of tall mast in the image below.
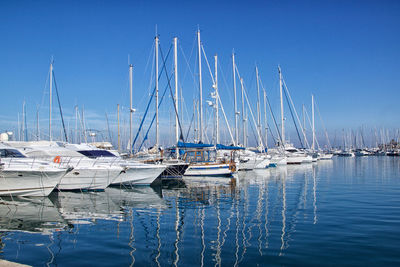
[49,61,53,141]
[117,104,121,152]
[22,101,25,141]
[256,66,262,148]
[279,66,285,146]
[155,35,160,147]
[240,77,246,147]
[214,54,219,144]
[232,52,238,146]
[82,106,87,143]
[193,99,197,141]
[263,90,268,148]
[174,37,179,158]
[36,106,40,141]
[75,106,78,143]
[312,94,315,151]
[302,104,307,147]
[129,64,133,155]
[197,30,203,142]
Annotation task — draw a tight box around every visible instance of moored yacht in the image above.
[179,142,236,177]
[4,141,121,190]
[0,144,69,196]
[64,143,167,186]
[284,144,313,164]
[236,149,270,170]
[337,150,355,157]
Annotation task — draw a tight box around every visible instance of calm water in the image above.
[1,157,400,266]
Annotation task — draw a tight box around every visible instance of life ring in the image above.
[53,156,61,163]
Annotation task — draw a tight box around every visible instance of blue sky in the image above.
[1,0,399,148]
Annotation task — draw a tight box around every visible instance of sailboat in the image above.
[276,67,312,164]
[129,36,189,179]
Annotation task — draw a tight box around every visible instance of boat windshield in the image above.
[77,150,116,158]
[0,149,26,158]
[184,149,216,163]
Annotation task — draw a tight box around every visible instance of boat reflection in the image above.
[0,162,325,266]
[48,186,166,225]
[0,196,67,234]
[49,191,124,224]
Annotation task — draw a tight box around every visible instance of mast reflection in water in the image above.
[1,157,400,266]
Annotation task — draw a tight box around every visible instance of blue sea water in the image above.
[1,156,399,266]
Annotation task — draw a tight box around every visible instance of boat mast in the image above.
[312,94,315,151]
[82,106,87,143]
[155,35,160,147]
[263,89,268,148]
[117,104,120,152]
[232,52,238,146]
[197,30,203,142]
[256,66,262,149]
[174,37,179,158]
[240,77,246,147]
[22,101,25,141]
[279,66,285,146]
[193,99,197,141]
[36,106,40,141]
[129,64,133,156]
[74,106,78,143]
[49,61,53,141]
[214,54,219,144]
[302,104,307,147]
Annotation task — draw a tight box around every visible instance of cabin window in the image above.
[77,150,116,158]
[0,149,26,158]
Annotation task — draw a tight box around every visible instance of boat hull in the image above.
[238,157,266,170]
[57,167,121,191]
[185,163,232,177]
[159,163,189,178]
[112,165,166,186]
[0,169,65,197]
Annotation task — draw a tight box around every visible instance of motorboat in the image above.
[284,144,313,164]
[64,143,167,186]
[4,141,121,190]
[0,144,68,196]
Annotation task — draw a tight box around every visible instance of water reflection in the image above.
[0,197,66,234]
[0,162,334,266]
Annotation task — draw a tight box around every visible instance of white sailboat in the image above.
[276,67,312,164]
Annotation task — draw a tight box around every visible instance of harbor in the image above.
[1,1,400,266]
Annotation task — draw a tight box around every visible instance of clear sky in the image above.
[1,0,399,148]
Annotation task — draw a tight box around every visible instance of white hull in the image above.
[270,156,287,165]
[286,155,313,164]
[112,164,166,185]
[0,168,65,197]
[238,157,265,170]
[57,166,121,190]
[255,158,271,169]
[185,163,232,177]
[319,153,333,160]
[238,157,271,170]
